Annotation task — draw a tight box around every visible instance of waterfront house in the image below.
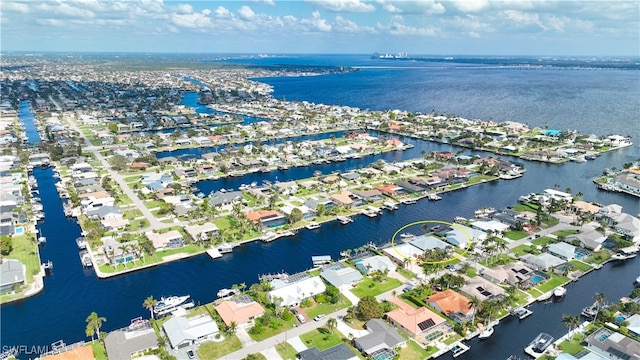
[280,204,314,220]
[214,299,265,327]
[304,197,335,212]
[145,230,185,251]
[330,191,363,208]
[85,205,123,221]
[354,319,406,356]
[426,289,474,322]
[267,274,326,307]
[461,276,506,302]
[354,255,397,275]
[104,321,158,360]
[614,173,640,195]
[626,314,640,338]
[471,220,510,234]
[375,184,401,196]
[584,327,640,360]
[566,230,605,252]
[480,262,535,287]
[547,242,577,261]
[0,259,25,294]
[184,222,219,242]
[395,180,426,193]
[163,315,219,350]
[409,235,451,252]
[445,224,486,249]
[383,243,424,265]
[353,189,383,202]
[209,190,243,210]
[102,237,139,265]
[386,296,448,336]
[520,253,566,271]
[246,209,287,229]
[320,262,363,288]
[298,344,359,360]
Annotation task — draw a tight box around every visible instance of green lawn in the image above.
[397,339,430,359]
[144,200,165,209]
[275,342,298,360]
[248,317,299,342]
[91,342,108,360]
[531,237,555,246]
[568,260,593,273]
[351,277,403,298]
[558,338,587,355]
[479,254,515,267]
[197,335,242,359]
[306,295,352,318]
[536,274,570,293]
[511,244,539,257]
[554,230,580,238]
[397,267,416,280]
[504,230,530,240]
[585,250,611,264]
[300,328,343,351]
[5,234,40,283]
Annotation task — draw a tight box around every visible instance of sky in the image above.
[1,0,639,56]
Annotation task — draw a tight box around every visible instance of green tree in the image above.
[287,207,303,224]
[357,296,383,321]
[109,154,129,171]
[107,123,119,134]
[561,314,581,341]
[143,295,158,319]
[326,317,338,332]
[85,312,107,342]
[0,236,12,255]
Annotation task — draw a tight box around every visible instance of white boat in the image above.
[337,215,353,224]
[399,232,415,239]
[76,237,87,249]
[524,333,554,358]
[401,198,417,205]
[261,232,278,242]
[37,236,47,245]
[553,286,567,298]
[217,288,239,298]
[153,295,191,316]
[474,207,496,218]
[427,193,442,201]
[634,276,640,285]
[451,342,470,358]
[611,252,636,261]
[218,243,234,253]
[79,250,92,267]
[581,303,598,319]
[305,222,321,230]
[510,307,533,320]
[454,216,467,224]
[381,201,398,210]
[478,326,494,339]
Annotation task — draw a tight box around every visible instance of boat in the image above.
[510,307,533,320]
[381,201,398,210]
[474,207,496,218]
[401,198,417,205]
[611,252,636,261]
[399,232,415,239]
[218,243,234,253]
[305,222,321,230]
[427,193,442,201]
[454,216,467,224]
[277,165,289,171]
[79,250,92,267]
[337,215,353,224]
[42,260,53,273]
[153,295,191,316]
[478,326,494,340]
[581,303,598,319]
[217,288,239,298]
[313,170,322,177]
[524,333,554,358]
[553,286,567,298]
[37,236,46,245]
[261,232,278,242]
[75,237,87,249]
[634,276,640,286]
[451,342,470,358]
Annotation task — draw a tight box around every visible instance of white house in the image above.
[355,255,397,275]
[163,315,219,350]
[268,275,326,307]
[547,242,577,261]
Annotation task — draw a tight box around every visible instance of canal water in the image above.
[2,106,639,359]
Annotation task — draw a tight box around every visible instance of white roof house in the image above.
[163,315,219,350]
[445,225,487,249]
[471,220,510,233]
[520,253,566,271]
[355,255,397,275]
[268,275,326,307]
[547,242,577,260]
[383,243,423,264]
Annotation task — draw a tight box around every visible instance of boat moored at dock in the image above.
[553,286,567,298]
[510,307,533,320]
[451,342,470,358]
[305,222,321,230]
[524,333,554,358]
[153,295,192,316]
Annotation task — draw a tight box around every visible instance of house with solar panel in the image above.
[385,296,450,345]
[584,327,640,360]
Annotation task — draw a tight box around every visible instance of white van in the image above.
[297,314,306,323]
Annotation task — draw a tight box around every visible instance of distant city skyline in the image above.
[1,0,638,56]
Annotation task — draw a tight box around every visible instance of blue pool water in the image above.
[530,275,545,284]
[14,227,24,235]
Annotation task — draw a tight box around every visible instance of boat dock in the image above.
[206,248,222,259]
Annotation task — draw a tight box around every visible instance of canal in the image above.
[1,103,639,359]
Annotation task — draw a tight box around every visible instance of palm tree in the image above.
[143,296,158,320]
[594,292,606,322]
[326,317,338,333]
[85,312,107,342]
[226,321,237,335]
[561,314,581,341]
[468,296,480,325]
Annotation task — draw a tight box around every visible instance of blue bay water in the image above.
[2,56,640,359]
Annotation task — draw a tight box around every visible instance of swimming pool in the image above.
[14,227,24,235]
[530,275,545,284]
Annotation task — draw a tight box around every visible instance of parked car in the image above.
[187,350,195,359]
[297,314,306,323]
[290,307,298,315]
[314,314,326,321]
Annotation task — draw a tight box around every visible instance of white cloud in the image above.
[450,0,489,12]
[176,4,193,14]
[36,2,95,18]
[376,0,445,15]
[503,9,540,26]
[333,15,376,33]
[253,0,276,6]
[2,2,30,13]
[215,6,231,18]
[300,10,332,31]
[308,0,375,13]
[386,15,437,36]
[238,5,256,21]
[171,10,213,29]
